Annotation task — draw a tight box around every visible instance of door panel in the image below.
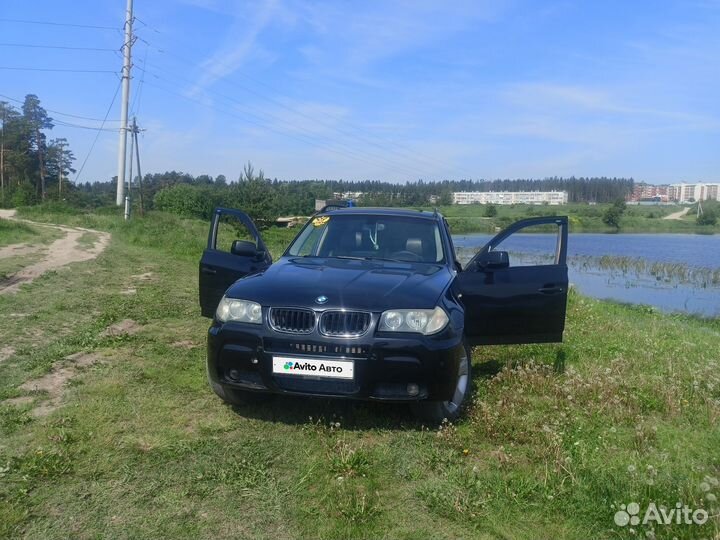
[457,216,568,345]
[199,208,272,318]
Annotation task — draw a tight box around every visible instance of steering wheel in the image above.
[389,250,423,262]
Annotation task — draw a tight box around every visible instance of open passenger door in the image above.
[456,216,568,345]
[199,207,272,318]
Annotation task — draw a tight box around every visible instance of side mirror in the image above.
[477,250,509,270]
[231,239,259,257]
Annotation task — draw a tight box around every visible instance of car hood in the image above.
[225,257,453,311]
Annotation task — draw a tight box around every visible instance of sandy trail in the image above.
[0,209,111,294]
[663,207,690,220]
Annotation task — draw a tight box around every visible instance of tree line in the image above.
[0,95,76,207]
[70,168,634,222]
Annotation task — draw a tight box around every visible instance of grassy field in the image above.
[0,218,63,248]
[415,203,720,234]
[0,207,718,539]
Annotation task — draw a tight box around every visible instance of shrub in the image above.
[697,209,717,226]
[602,206,622,229]
[11,183,38,207]
[153,184,217,220]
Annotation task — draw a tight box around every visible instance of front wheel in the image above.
[412,343,472,424]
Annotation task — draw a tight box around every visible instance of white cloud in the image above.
[189,0,279,95]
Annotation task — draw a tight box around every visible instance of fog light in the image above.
[250,357,259,364]
[228,369,240,381]
[407,383,419,396]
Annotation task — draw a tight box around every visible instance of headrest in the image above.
[406,238,423,256]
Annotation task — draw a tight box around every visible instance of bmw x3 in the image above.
[199,206,568,421]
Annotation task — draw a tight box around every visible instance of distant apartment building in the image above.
[629,183,671,202]
[669,182,720,203]
[629,182,720,203]
[332,191,364,200]
[452,191,568,205]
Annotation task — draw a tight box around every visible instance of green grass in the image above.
[0,208,718,539]
[0,218,62,248]
[0,252,45,281]
[75,232,98,250]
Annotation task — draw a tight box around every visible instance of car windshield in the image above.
[286,214,446,263]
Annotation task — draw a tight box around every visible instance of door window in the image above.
[213,213,257,252]
[489,222,564,267]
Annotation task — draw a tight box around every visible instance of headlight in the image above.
[378,306,449,335]
[216,296,263,324]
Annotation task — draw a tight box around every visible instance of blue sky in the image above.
[2,0,719,184]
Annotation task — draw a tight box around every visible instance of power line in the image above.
[142,78,428,179]
[0,43,117,52]
[140,78,403,176]
[146,44,476,179]
[130,44,149,116]
[0,93,121,122]
[133,17,161,34]
[0,17,117,31]
[0,66,117,73]
[75,80,123,183]
[53,119,118,131]
[137,63,432,178]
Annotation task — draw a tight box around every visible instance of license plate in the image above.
[272,356,354,380]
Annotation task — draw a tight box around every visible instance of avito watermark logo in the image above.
[614,501,709,527]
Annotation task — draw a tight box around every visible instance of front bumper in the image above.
[207,320,464,402]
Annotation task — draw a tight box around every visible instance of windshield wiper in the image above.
[332,255,410,263]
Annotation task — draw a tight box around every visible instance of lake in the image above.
[453,233,720,318]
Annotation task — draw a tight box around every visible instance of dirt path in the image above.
[0,209,111,294]
[663,207,690,220]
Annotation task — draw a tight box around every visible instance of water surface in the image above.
[453,233,720,317]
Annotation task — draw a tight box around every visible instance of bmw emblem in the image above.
[315,295,329,305]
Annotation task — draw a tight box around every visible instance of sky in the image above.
[1,0,719,184]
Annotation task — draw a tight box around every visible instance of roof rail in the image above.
[318,203,348,213]
[313,199,357,215]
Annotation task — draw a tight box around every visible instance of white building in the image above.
[333,191,364,200]
[668,183,720,203]
[452,191,568,205]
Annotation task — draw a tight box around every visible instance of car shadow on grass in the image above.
[230,394,422,431]
[228,359,504,431]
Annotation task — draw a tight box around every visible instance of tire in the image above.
[208,378,269,406]
[412,342,472,424]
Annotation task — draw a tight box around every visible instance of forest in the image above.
[0,95,76,206]
[74,168,635,223]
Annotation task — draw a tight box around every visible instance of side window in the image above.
[214,213,256,252]
[490,222,562,267]
[295,225,326,256]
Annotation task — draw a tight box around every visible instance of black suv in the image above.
[199,207,568,421]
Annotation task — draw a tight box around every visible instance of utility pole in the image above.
[126,125,134,220]
[36,124,45,201]
[57,139,65,197]
[0,106,5,205]
[116,0,134,207]
[132,116,144,216]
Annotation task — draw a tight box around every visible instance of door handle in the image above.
[538,286,563,294]
[201,267,217,275]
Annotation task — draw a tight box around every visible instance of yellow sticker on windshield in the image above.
[312,216,330,227]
